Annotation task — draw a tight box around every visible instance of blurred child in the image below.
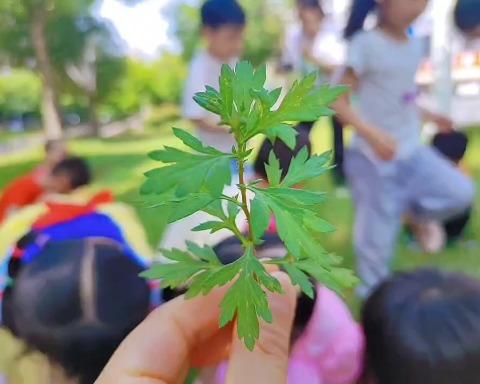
[0,140,67,223]
[1,239,153,384]
[182,0,246,153]
[335,0,475,297]
[0,157,153,266]
[282,0,347,183]
[44,156,91,195]
[159,0,247,255]
[361,268,480,384]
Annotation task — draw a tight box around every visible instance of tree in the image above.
[0,0,105,139]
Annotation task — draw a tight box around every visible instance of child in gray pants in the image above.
[335,0,475,296]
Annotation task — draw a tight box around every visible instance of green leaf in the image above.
[141,129,232,204]
[172,128,222,155]
[266,124,298,150]
[227,199,241,219]
[219,248,280,351]
[252,187,329,259]
[192,221,226,233]
[281,149,332,187]
[282,263,315,299]
[265,151,282,187]
[250,195,271,240]
[141,61,355,351]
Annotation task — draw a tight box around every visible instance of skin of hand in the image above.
[419,107,455,133]
[96,271,297,384]
[333,68,397,161]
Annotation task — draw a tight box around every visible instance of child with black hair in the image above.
[335,0,475,297]
[159,0,248,255]
[361,268,480,384]
[282,0,347,184]
[0,139,67,223]
[1,238,153,384]
[182,0,246,153]
[45,156,92,195]
[0,156,153,270]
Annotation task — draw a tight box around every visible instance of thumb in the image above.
[226,272,297,384]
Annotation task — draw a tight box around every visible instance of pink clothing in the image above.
[215,286,364,384]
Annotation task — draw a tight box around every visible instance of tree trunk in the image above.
[87,93,101,137]
[31,8,63,139]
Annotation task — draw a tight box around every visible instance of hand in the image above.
[96,272,297,384]
[365,127,397,161]
[432,114,454,133]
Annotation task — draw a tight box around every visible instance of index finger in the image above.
[96,286,229,384]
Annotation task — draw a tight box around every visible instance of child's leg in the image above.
[345,151,404,298]
[406,147,475,222]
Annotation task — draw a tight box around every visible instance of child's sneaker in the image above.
[412,219,447,254]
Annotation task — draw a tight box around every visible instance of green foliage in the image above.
[141,61,355,349]
[0,69,41,118]
[101,55,187,120]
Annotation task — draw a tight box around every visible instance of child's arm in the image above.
[189,117,230,134]
[333,68,397,161]
[418,106,455,133]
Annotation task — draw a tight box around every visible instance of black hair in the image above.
[454,0,480,32]
[296,0,324,13]
[432,132,469,164]
[2,239,151,384]
[52,157,92,189]
[254,127,312,181]
[362,269,480,384]
[201,0,246,29]
[344,0,377,39]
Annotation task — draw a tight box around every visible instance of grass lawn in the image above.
[1,119,479,382]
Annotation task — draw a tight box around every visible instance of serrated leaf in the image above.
[141,130,232,203]
[186,260,242,298]
[192,221,226,232]
[282,263,315,299]
[173,128,222,155]
[167,194,214,222]
[252,187,329,259]
[250,196,271,240]
[281,149,332,187]
[265,151,282,187]
[227,199,241,219]
[266,124,298,150]
[295,260,358,295]
[186,242,220,264]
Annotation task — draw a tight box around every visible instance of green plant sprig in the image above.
[140,61,357,350]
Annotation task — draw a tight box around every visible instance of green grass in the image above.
[1,120,480,382]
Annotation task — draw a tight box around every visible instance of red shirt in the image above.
[0,168,45,223]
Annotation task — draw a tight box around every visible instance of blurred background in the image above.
[0,0,479,382]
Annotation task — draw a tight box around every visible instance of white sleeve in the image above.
[182,58,209,120]
[281,26,302,71]
[346,33,369,76]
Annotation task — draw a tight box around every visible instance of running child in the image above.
[335,0,475,297]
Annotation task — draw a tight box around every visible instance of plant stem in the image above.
[238,144,255,245]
